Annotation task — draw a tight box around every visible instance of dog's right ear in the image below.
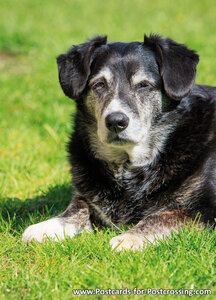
[57,36,107,99]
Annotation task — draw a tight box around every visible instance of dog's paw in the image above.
[22,217,78,243]
[109,233,144,252]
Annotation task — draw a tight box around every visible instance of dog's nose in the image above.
[105,112,129,133]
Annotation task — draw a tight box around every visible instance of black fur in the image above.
[57,35,216,227]
[144,34,199,100]
[23,34,216,248]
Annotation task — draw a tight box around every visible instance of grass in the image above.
[0,0,216,298]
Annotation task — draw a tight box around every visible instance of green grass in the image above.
[0,0,216,299]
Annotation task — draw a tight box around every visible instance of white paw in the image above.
[109,233,144,252]
[22,217,79,243]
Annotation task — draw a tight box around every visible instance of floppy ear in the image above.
[57,36,107,99]
[144,34,199,100]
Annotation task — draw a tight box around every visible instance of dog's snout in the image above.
[105,112,129,133]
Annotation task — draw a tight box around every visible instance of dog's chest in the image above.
[90,164,158,225]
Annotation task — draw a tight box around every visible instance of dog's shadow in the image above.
[0,183,73,230]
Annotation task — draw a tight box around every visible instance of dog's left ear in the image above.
[144,34,199,100]
[57,36,107,99]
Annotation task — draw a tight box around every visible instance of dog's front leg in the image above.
[22,196,92,243]
[109,209,199,251]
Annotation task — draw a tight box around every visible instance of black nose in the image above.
[105,112,129,133]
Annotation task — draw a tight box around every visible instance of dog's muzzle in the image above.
[105,112,129,133]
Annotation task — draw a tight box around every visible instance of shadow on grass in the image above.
[0,183,73,226]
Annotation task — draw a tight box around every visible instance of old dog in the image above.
[23,34,216,251]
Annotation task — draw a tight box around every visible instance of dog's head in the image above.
[57,35,199,164]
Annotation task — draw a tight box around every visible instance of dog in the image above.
[23,34,216,251]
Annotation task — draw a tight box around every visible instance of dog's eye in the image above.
[92,81,106,91]
[136,81,152,90]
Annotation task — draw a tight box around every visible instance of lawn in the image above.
[0,0,216,299]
